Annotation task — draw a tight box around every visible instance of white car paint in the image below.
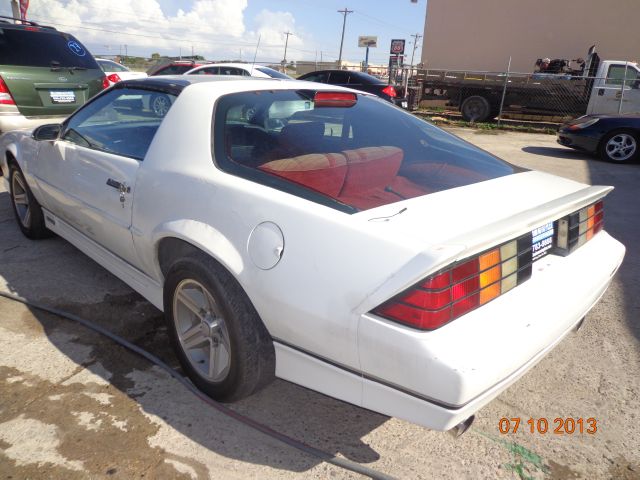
[0,76,625,431]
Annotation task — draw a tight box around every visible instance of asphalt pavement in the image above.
[0,128,638,479]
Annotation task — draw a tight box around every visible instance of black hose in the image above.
[0,290,396,480]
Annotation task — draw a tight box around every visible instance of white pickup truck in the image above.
[419,47,640,121]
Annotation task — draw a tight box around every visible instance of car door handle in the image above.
[106,178,131,193]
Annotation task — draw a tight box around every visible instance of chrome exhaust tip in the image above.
[448,415,475,438]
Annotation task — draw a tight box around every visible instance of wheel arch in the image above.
[154,221,244,282]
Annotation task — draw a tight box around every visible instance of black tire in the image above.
[163,252,275,402]
[8,164,52,239]
[598,129,639,164]
[150,93,171,117]
[460,95,493,122]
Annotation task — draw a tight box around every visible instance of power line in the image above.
[337,7,353,66]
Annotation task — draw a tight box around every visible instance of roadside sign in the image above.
[390,39,405,55]
[358,36,378,48]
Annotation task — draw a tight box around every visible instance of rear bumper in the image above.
[0,112,67,135]
[358,231,624,430]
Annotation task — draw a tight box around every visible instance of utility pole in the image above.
[191,45,194,58]
[337,7,353,67]
[409,33,422,68]
[282,31,294,73]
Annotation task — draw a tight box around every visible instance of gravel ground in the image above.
[0,128,638,479]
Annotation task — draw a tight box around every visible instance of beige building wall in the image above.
[422,0,640,73]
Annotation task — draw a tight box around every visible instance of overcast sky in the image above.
[1,0,426,65]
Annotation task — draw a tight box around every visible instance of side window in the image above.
[62,88,177,160]
[302,72,328,83]
[220,67,244,76]
[195,67,220,75]
[606,65,638,86]
[159,65,192,75]
[328,71,349,84]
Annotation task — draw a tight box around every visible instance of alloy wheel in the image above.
[11,171,32,229]
[605,133,637,162]
[172,279,231,382]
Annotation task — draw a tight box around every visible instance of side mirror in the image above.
[32,124,61,141]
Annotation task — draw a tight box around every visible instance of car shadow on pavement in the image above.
[521,146,593,160]
[0,191,389,478]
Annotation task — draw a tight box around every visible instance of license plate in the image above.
[50,91,75,104]
[531,222,554,261]
[401,101,408,109]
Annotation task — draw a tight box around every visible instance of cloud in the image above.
[5,0,308,62]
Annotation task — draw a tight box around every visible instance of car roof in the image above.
[116,75,365,98]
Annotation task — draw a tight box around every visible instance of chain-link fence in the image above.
[400,61,640,123]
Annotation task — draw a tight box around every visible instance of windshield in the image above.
[256,67,291,79]
[214,90,519,212]
[0,29,99,69]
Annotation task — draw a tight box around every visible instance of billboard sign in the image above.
[390,39,405,55]
[358,36,378,48]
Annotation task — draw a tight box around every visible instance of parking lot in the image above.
[0,128,638,479]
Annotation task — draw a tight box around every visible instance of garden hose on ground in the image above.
[0,290,396,480]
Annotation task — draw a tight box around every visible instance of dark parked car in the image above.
[297,70,407,108]
[557,114,640,163]
[0,16,107,134]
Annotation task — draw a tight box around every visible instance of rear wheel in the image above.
[164,253,275,401]
[599,130,638,163]
[9,164,51,239]
[460,95,493,122]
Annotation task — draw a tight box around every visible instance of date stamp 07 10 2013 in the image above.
[498,417,597,435]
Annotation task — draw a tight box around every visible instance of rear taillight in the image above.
[0,76,16,105]
[102,76,110,89]
[381,85,397,98]
[556,200,603,254]
[373,199,605,331]
[107,73,121,84]
[373,236,531,330]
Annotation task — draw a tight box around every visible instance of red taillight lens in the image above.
[107,73,121,84]
[373,238,522,330]
[102,76,110,89]
[0,76,16,105]
[381,85,397,98]
[314,91,357,107]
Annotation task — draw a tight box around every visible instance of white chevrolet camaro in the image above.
[0,76,625,433]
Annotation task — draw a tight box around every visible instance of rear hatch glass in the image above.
[0,28,103,116]
[214,90,520,212]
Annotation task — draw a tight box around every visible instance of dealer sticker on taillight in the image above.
[532,222,554,261]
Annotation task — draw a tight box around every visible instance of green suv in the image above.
[0,17,107,134]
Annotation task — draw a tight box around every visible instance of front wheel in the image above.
[9,165,51,239]
[163,253,275,402]
[599,130,638,163]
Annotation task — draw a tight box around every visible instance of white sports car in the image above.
[0,76,625,433]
